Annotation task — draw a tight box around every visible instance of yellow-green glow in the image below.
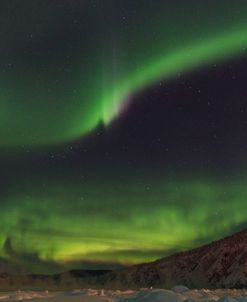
[1,178,247,272]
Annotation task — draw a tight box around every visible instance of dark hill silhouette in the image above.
[99,229,247,289]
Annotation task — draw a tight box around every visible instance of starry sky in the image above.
[1,0,247,274]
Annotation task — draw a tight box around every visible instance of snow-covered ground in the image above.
[1,287,247,302]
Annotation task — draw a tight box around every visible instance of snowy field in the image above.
[0,287,247,302]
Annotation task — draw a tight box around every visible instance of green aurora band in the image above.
[1,1,247,146]
[1,1,247,273]
[1,177,247,273]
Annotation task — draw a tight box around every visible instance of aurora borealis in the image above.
[1,0,247,274]
[2,1,247,147]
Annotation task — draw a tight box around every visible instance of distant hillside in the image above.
[100,229,247,289]
[0,269,110,290]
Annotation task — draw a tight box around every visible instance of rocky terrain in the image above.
[100,229,247,289]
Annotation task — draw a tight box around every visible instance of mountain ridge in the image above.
[99,228,247,289]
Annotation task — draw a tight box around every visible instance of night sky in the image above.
[1,0,247,274]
